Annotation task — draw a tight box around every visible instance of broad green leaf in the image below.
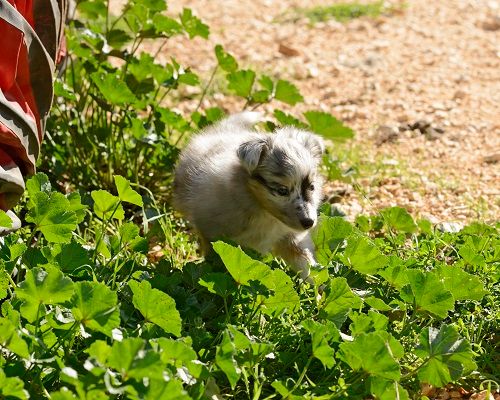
[0,210,12,228]
[90,72,137,105]
[199,272,237,298]
[17,266,74,322]
[87,340,112,365]
[259,75,274,92]
[260,269,300,314]
[129,280,181,336]
[433,265,487,301]
[227,70,256,98]
[251,89,271,103]
[158,338,197,366]
[215,330,240,389]
[215,45,238,72]
[91,190,124,220]
[106,28,132,48]
[415,325,476,387]
[349,310,388,337]
[26,172,51,198]
[66,192,87,224]
[178,71,199,86]
[400,270,455,319]
[0,369,28,399]
[180,8,209,39]
[114,175,143,206]
[0,318,29,358]
[71,281,120,337]
[146,378,192,400]
[343,235,388,274]
[380,207,417,233]
[458,237,486,267]
[304,111,354,141]
[274,109,307,129]
[364,296,392,311]
[118,222,140,245]
[128,53,172,84]
[50,388,79,400]
[274,79,303,105]
[302,319,339,368]
[26,192,78,243]
[107,338,163,380]
[0,269,8,300]
[205,107,225,122]
[370,378,409,400]
[55,241,91,274]
[378,257,409,289]
[152,14,183,37]
[213,241,271,285]
[339,332,401,380]
[213,242,299,313]
[312,215,353,265]
[320,277,363,327]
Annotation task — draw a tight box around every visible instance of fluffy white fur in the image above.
[173,112,324,282]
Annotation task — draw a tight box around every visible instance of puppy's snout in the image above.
[300,217,315,229]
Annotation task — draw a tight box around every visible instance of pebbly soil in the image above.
[152,0,499,225]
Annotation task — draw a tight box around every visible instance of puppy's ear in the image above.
[277,128,325,160]
[237,138,270,172]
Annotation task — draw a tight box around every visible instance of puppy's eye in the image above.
[309,184,315,191]
[276,186,289,196]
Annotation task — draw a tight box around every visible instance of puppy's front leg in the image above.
[274,234,316,284]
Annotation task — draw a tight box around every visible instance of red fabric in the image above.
[0,0,41,165]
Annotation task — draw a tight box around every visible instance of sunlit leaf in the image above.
[114,175,143,206]
[304,111,354,141]
[129,280,181,336]
[17,266,74,322]
[70,281,120,337]
[339,332,401,380]
[26,192,78,243]
[415,324,476,387]
[215,45,238,72]
[274,79,303,105]
[227,70,255,98]
[400,270,454,319]
[320,277,363,327]
[91,190,124,220]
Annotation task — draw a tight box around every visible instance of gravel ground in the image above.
[155,0,499,225]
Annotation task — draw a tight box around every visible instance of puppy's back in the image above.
[173,112,262,218]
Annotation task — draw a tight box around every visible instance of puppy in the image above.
[173,112,324,282]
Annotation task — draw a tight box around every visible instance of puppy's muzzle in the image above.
[300,217,315,229]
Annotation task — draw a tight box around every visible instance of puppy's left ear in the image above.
[277,128,325,161]
[237,138,271,173]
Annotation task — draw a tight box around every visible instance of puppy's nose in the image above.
[300,218,315,229]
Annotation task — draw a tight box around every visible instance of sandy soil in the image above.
[153,0,499,225]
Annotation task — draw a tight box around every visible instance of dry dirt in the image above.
[155,0,499,225]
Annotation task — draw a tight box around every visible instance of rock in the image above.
[410,119,432,132]
[436,222,463,233]
[483,153,500,163]
[278,43,300,57]
[376,125,399,144]
[453,90,467,100]
[482,16,500,31]
[425,127,442,140]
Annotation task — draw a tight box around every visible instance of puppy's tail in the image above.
[221,111,263,129]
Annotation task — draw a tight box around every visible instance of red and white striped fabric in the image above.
[0,0,66,232]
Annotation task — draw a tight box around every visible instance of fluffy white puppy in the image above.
[173,112,324,282]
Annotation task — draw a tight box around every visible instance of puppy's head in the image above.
[237,127,324,231]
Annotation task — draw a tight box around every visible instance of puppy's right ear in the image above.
[237,138,270,173]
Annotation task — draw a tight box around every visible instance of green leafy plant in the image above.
[2,0,498,398]
[0,173,498,398]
